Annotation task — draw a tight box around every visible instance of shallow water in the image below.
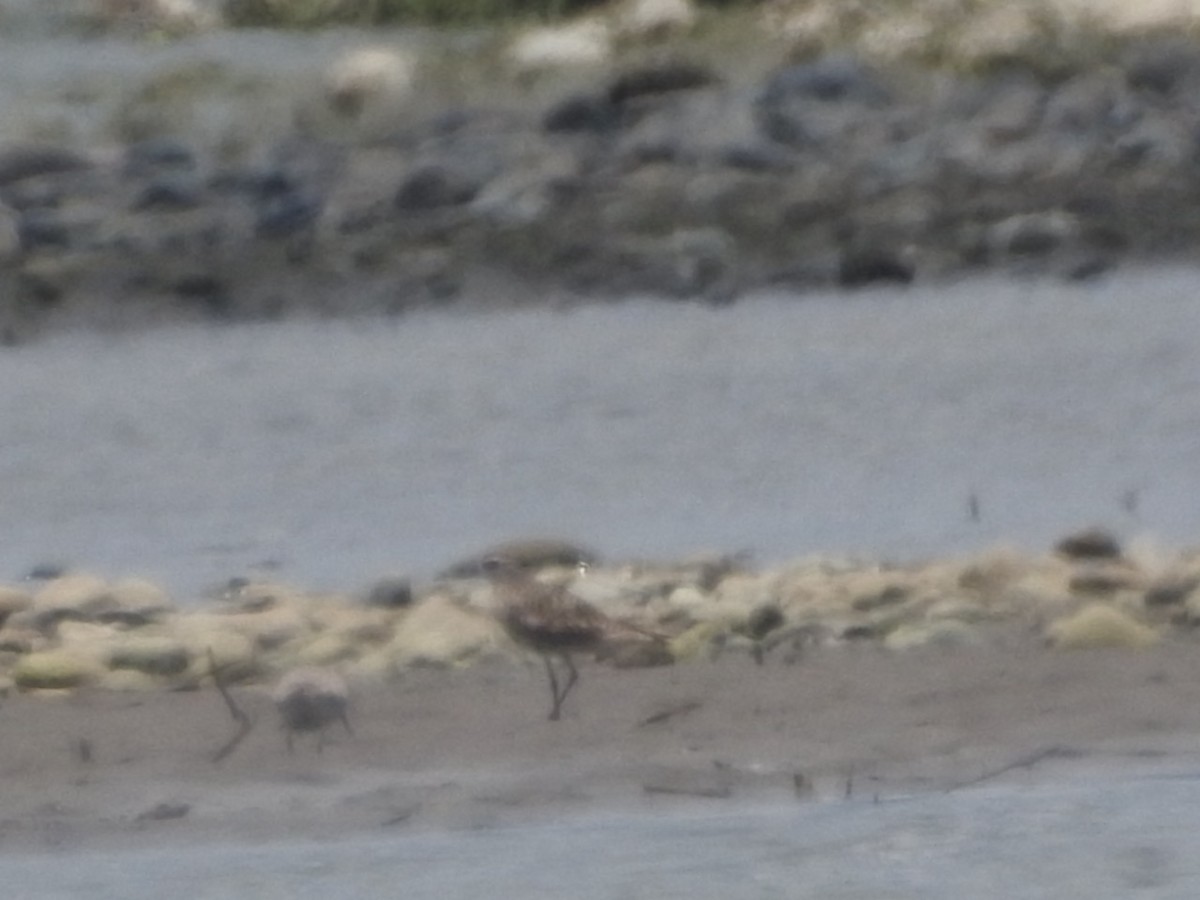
[1,267,1198,595]
[5,772,1200,898]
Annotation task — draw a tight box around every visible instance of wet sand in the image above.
[3,625,1200,854]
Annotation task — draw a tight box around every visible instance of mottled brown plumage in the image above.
[483,555,634,720]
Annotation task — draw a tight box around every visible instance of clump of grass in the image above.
[769,0,1200,83]
[222,0,609,27]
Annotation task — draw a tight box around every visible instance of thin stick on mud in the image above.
[944,745,1083,793]
[636,700,702,728]
[208,647,255,764]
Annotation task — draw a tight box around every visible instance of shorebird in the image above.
[272,667,353,753]
[482,555,656,721]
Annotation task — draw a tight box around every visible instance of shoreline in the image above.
[3,630,1200,854]
[0,530,1198,852]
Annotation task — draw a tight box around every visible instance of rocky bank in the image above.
[0,529,1193,699]
[4,3,1200,337]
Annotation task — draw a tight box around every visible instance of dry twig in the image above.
[944,745,1083,792]
[636,700,702,728]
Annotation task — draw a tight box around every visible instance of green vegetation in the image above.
[216,0,1200,88]
[223,0,615,27]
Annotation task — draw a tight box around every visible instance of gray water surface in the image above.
[1,268,1198,595]
[4,773,1200,898]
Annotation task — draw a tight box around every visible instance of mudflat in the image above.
[2,626,1198,854]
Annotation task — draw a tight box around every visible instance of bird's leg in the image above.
[340,710,354,736]
[543,654,563,721]
[557,653,580,712]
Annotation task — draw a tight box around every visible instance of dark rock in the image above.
[837,248,914,287]
[992,212,1077,258]
[24,562,67,580]
[1055,527,1122,560]
[1062,253,1114,282]
[543,93,620,133]
[607,62,718,106]
[2,175,72,211]
[758,54,891,106]
[1068,567,1137,595]
[851,584,909,611]
[394,165,480,211]
[135,801,190,822]
[1042,74,1137,136]
[95,609,162,628]
[255,190,323,239]
[429,108,479,135]
[756,110,814,148]
[123,138,196,177]
[1145,577,1200,607]
[755,55,893,148]
[208,167,284,197]
[132,175,203,211]
[173,274,230,317]
[17,209,70,249]
[365,576,414,609]
[963,74,1046,143]
[0,145,91,186]
[17,269,63,308]
[745,603,785,640]
[717,144,795,172]
[840,623,879,641]
[622,140,684,165]
[1124,39,1200,97]
[687,552,749,592]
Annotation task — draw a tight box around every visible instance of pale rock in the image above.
[0,586,32,624]
[312,45,418,140]
[508,19,612,74]
[925,599,992,624]
[100,668,163,692]
[292,632,360,667]
[668,620,727,661]
[884,620,981,651]
[230,605,313,652]
[103,577,175,624]
[715,573,777,610]
[107,635,190,676]
[614,0,697,39]
[387,595,506,667]
[344,647,399,683]
[56,620,121,662]
[32,574,111,619]
[93,0,220,33]
[1046,602,1159,649]
[665,584,709,615]
[14,650,101,690]
[174,622,260,683]
[0,627,38,654]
